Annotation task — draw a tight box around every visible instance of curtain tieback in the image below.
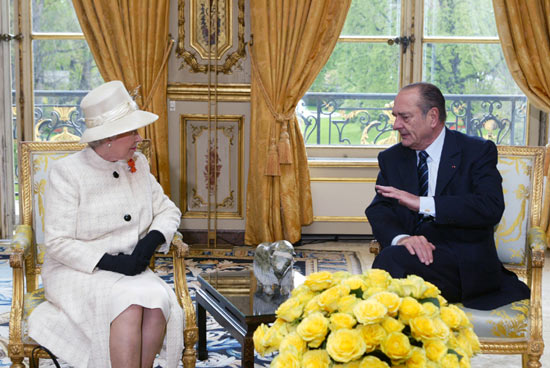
[248,45,294,177]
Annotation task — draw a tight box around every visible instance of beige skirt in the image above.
[109,271,171,322]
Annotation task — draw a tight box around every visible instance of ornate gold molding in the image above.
[176,0,246,74]
[312,216,367,223]
[167,83,250,102]
[310,177,376,183]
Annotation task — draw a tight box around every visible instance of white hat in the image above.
[79,80,158,143]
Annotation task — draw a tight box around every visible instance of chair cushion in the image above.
[22,287,45,344]
[459,299,529,340]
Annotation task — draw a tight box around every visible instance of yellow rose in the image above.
[421,281,441,298]
[333,360,361,368]
[296,312,329,348]
[456,330,476,357]
[422,302,440,318]
[440,353,460,368]
[381,316,405,334]
[304,271,334,291]
[253,324,274,356]
[276,297,303,322]
[409,316,438,340]
[406,347,428,368]
[433,317,450,340]
[356,323,387,351]
[399,275,427,298]
[424,339,448,361]
[371,291,402,316]
[459,352,471,368]
[303,295,323,316]
[338,294,359,315]
[319,285,350,313]
[271,350,301,368]
[291,284,318,305]
[463,328,480,354]
[279,331,307,356]
[353,299,387,324]
[330,312,357,331]
[343,275,368,292]
[365,268,392,288]
[358,355,390,368]
[381,331,412,360]
[302,349,331,368]
[331,271,352,285]
[440,306,462,329]
[399,297,423,323]
[438,295,448,307]
[326,328,367,363]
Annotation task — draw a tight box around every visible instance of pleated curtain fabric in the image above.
[245,0,351,244]
[492,0,550,235]
[71,0,172,195]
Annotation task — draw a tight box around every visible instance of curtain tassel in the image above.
[265,137,281,176]
[278,121,293,164]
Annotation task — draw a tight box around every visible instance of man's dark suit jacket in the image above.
[366,128,529,309]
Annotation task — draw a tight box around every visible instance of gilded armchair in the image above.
[8,141,198,368]
[370,145,545,367]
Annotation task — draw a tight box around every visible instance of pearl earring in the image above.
[108,143,112,148]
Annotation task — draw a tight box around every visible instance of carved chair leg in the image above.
[9,356,25,368]
[182,325,198,368]
[526,353,542,368]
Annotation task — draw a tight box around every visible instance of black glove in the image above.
[131,230,166,264]
[96,253,147,276]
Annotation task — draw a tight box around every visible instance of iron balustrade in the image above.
[297,92,527,146]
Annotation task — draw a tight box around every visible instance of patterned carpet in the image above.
[0,243,367,367]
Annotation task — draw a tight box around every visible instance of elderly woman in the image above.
[28,81,183,368]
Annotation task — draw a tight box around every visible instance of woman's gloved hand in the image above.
[132,230,166,264]
[96,253,148,276]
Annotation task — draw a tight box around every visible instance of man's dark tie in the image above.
[415,151,429,233]
[417,150,429,197]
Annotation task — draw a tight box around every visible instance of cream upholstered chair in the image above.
[8,141,198,368]
[370,145,545,367]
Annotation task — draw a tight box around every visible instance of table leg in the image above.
[197,301,208,360]
[241,333,255,368]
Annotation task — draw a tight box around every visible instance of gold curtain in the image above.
[493,0,550,236]
[245,1,351,245]
[72,0,172,195]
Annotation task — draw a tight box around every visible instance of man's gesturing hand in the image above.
[398,235,436,265]
[375,185,420,212]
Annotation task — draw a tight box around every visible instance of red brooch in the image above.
[127,158,136,173]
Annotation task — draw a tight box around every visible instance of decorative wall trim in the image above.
[176,0,246,74]
[308,159,379,168]
[312,216,367,223]
[167,83,250,102]
[310,177,376,183]
[180,114,244,219]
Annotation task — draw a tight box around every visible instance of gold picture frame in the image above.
[180,114,244,218]
[176,0,246,74]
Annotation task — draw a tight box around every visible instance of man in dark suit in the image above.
[366,82,529,310]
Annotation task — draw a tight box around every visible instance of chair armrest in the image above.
[170,231,189,258]
[528,226,546,268]
[169,231,198,366]
[8,227,28,355]
[10,224,32,260]
[369,240,381,255]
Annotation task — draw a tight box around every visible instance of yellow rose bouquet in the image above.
[253,269,480,368]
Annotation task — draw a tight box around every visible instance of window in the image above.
[300,0,528,147]
[2,0,103,237]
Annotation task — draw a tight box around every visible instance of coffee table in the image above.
[196,269,303,367]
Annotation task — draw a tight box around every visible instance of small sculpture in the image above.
[253,240,295,296]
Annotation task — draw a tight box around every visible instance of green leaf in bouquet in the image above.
[418,297,440,307]
[350,287,363,299]
[448,348,464,360]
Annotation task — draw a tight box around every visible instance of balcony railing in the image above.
[298,92,527,146]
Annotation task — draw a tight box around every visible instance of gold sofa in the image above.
[370,145,545,367]
[8,141,198,368]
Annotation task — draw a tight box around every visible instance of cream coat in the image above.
[28,148,183,368]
